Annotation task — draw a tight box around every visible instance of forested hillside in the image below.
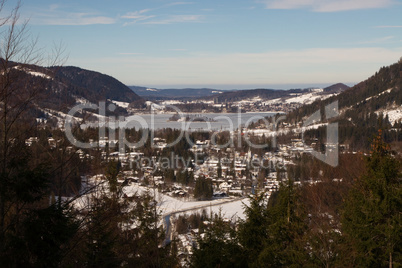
[2,61,143,123]
[287,59,402,151]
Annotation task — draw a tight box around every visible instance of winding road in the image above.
[162,197,247,246]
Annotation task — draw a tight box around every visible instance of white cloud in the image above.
[165,2,194,7]
[29,6,116,25]
[121,9,152,19]
[260,0,395,12]
[37,14,116,25]
[121,5,203,25]
[142,15,204,25]
[121,9,156,25]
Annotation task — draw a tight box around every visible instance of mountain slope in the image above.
[287,61,402,123]
[285,59,402,150]
[4,62,144,126]
[52,66,142,103]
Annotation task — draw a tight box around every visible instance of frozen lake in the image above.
[106,112,276,131]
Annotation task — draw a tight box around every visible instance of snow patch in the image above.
[110,100,130,108]
[286,92,335,105]
[310,88,323,93]
[285,93,319,104]
[376,106,402,125]
[160,100,183,105]
[75,97,89,104]
[28,71,52,79]
[13,65,52,79]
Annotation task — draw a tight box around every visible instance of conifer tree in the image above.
[191,212,246,268]
[256,179,308,267]
[341,130,401,267]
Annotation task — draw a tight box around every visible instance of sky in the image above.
[9,0,402,89]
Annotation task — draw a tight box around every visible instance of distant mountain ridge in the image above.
[129,87,223,100]
[130,84,350,101]
[323,83,350,93]
[203,84,349,103]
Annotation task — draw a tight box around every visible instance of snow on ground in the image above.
[262,98,282,106]
[27,70,52,79]
[310,88,324,93]
[246,122,327,137]
[376,106,402,125]
[123,184,248,219]
[285,92,320,104]
[13,65,52,79]
[184,198,250,220]
[145,101,165,110]
[40,107,83,128]
[75,96,89,104]
[357,87,394,105]
[285,91,335,105]
[111,100,130,108]
[233,96,265,106]
[379,87,394,96]
[300,123,328,132]
[160,100,184,105]
[72,179,249,220]
[246,128,290,137]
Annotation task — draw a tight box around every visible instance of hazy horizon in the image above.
[130,82,356,91]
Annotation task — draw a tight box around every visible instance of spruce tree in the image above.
[341,130,401,267]
[191,212,246,268]
[257,179,308,267]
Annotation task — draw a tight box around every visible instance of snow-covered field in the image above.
[122,184,249,220]
[245,122,327,137]
[73,179,249,220]
[285,91,336,105]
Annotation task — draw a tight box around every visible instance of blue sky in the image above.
[13,0,402,89]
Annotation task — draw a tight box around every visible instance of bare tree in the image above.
[0,1,67,264]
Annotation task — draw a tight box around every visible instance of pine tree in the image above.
[341,130,401,267]
[256,179,308,267]
[191,212,246,268]
[237,179,308,267]
[194,177,213,200]
[238,194,269,266]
